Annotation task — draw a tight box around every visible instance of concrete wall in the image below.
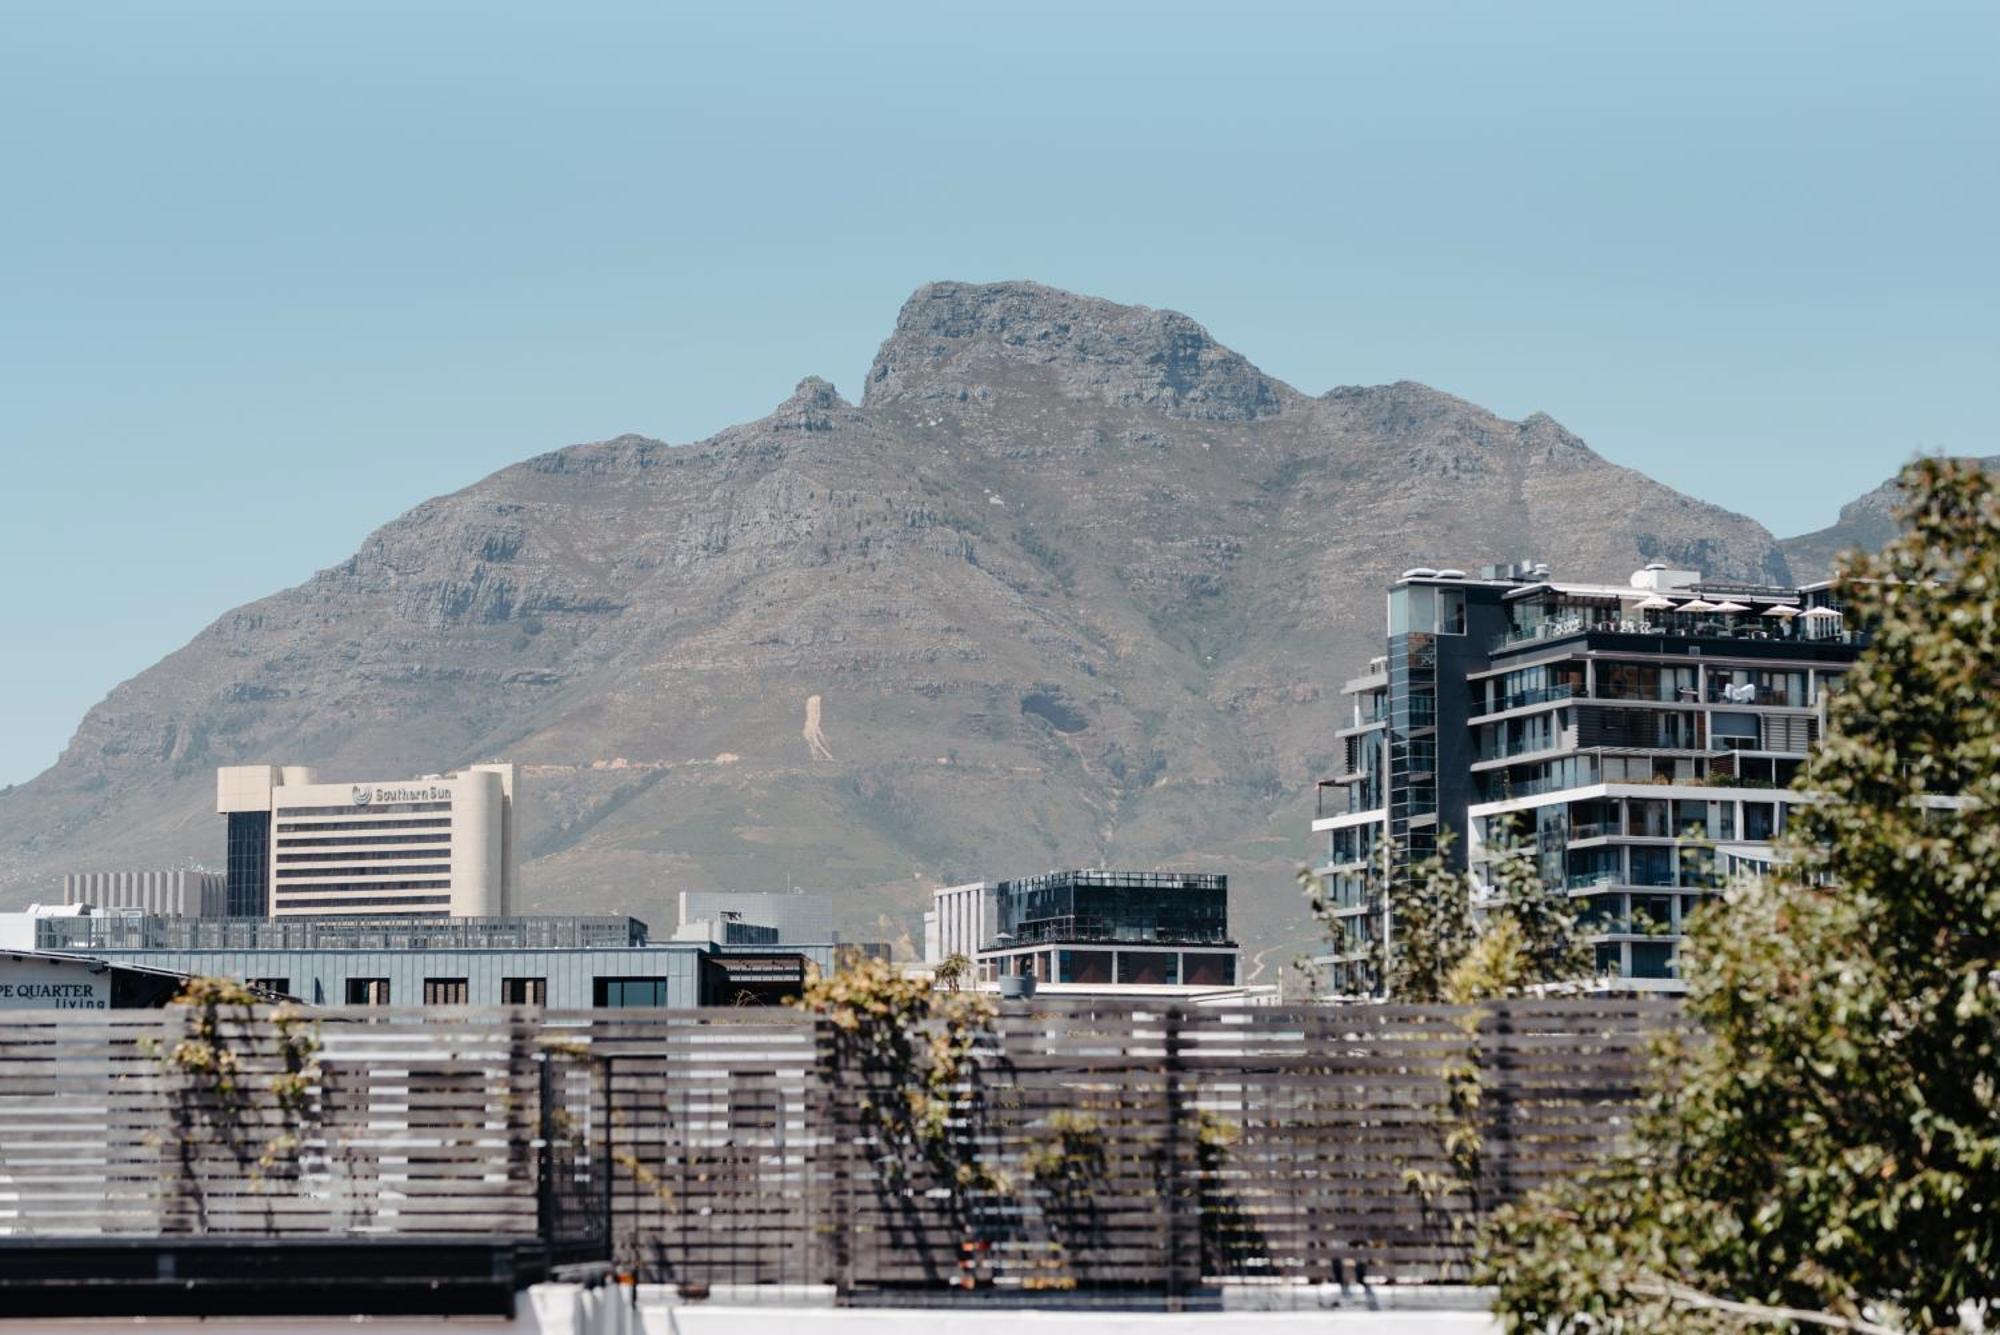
[73,944,708,1008]
[0,1287,1501,1333]
[678,892,832,943]
[63,870,226,917]
[927,882,986,962]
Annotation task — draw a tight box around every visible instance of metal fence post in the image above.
[1162,1004,1189,1310]
[536,1053,555,1244]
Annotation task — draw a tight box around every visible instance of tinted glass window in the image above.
[594,977,669,1007]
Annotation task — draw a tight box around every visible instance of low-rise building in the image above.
[677,890,834,942]
[925,870,1242,994]
[28,912,831,1008]
[63,869,226,917]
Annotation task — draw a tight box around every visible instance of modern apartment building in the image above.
[1313,562,1863,995]
[216,763,518,919]
[924,870,1240,992]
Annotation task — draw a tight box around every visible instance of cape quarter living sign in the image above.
[0,957,109,1009]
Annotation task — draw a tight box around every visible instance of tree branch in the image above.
[1624,1279,1903,1335]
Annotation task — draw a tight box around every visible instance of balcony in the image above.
[1706,683,1807,706]
[1473,684,1577,718]
[1316,782,1382,820]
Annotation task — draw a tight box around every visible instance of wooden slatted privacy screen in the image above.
[0,998,1673,1296]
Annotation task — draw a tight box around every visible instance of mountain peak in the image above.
[769,375,852,433]
[864,280,1291,422]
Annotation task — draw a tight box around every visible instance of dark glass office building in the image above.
[1314,561,1864,996]
[225,811,271,918]
[982,870,1238,988]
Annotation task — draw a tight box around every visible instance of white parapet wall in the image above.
[0,1286,1503,1333]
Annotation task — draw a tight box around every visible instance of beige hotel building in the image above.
[216,763,517,919]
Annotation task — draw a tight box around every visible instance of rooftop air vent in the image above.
[1435,568,1467,580]
[1645,561,1669,571]
[1401,567,1440,580]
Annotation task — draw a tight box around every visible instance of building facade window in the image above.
[1056,950,1114,984]
[593,976,669,1007]
[423,977,469,1004]
[1116,951,1179,985]
[1181,953,1236,986]
[346,978,391,1005]
[225,811,271,917]
[501,977,547,1005]
[247,977,290,996]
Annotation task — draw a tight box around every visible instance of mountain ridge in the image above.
[0,280,1792,953]
[1780,456,2000,583]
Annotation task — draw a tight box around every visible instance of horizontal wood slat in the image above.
[0,999,1674,1294]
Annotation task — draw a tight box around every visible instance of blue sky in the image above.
[2,1,1994,786]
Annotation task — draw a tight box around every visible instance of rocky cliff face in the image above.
[0,281,1792,958]
[1781,457,2000,583]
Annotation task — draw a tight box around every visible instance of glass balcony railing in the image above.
[1495,618,1870,653]
[1473,684,1577,717]
[1000,917,1234,947]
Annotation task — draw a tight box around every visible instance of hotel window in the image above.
[501,977,547,1005]
[423,977,469,1005]
[247,977,291,997]
[593,976,669,1007]
[346,978,391,1006]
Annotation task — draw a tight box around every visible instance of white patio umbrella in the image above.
[1801,606,1843,620]
[1761,605,1799,618]
[1635,595,1675,611]
[1677,598,1718,613]
[1711,600,1751,614]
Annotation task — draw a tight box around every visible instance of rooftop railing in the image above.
[1493,618,1868,653]
[36,913,652,953]
[994,917,1234,947]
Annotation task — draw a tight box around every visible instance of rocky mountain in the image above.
[1781,457,2000,583]
[0,281,1794,961]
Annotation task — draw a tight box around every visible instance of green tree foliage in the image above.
[1468,816,1593,996]
[793,952,999,1192]
[1389,832,1479,1003]
[1484,459,2000,1333]
[1304,822,1589,1002]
